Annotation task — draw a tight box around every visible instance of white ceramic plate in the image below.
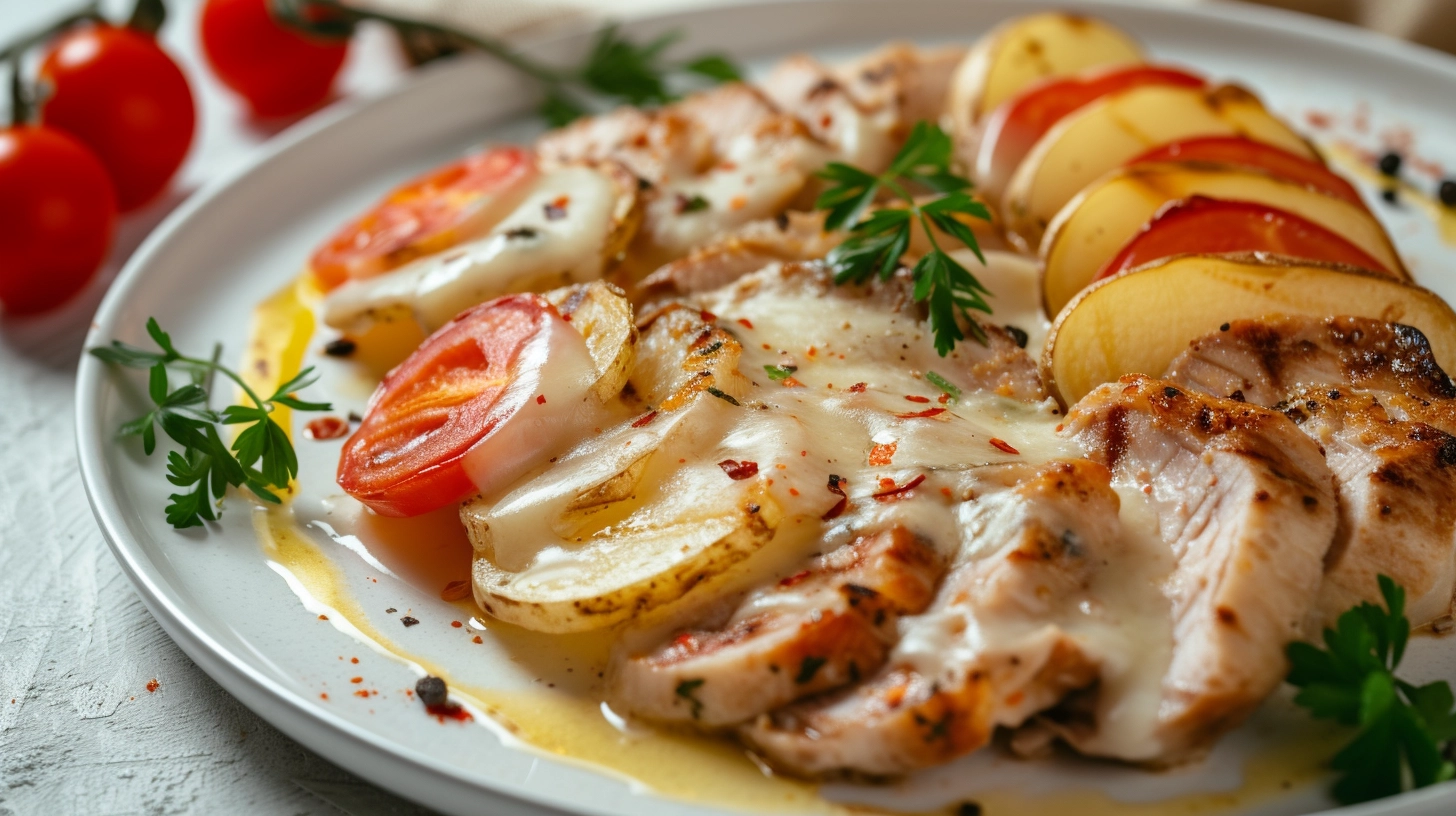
[76,1,1456,814]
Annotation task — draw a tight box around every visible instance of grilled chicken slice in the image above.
[608,526,944,728]
[833,42,966,128]
[741,460,1119,777]
[1164,315,1456,409]
[1166,316,1456,629]
[690,260,1048,403]
[1278,389,1456,628]
[1062,375,1336,760]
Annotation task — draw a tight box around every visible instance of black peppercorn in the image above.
[323,338,356,357]
[415,675,448,707]
[1378,151,1402,176]
[1440,180,1456,207]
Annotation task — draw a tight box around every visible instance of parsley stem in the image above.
[174,354,271,412]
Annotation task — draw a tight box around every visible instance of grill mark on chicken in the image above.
[1167,315,1456,629]
[608,527,944,728]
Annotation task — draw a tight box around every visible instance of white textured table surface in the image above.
[0,1,436,813]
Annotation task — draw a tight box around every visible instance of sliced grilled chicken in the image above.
[1278,389,1456,628]
[1166,316,1456,629]
[741,460,1119,777]
[1164,315,1456,409]
[1062,375,1336,761]
[833,42,966,128]
[690,260,1048,403]
[608,526,944,728]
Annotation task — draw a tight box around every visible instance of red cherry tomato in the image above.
[338,294,556,517]
[1127,136,1366,210]
[0,126,117,314]
[39,25,195,212]
[200,0,350,119]
[1097,196,1390,281]
[309,146,539,290]
[977,64,1204,198]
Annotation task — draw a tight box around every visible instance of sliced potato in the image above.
[542,281,637,401]
[462,306,762,633]
[1043,254,1456,405]
[948,12,1142,144]
[1002,85,1315,251]
[1040,162,1408,316]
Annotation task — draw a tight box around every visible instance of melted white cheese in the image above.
[323,166,620,332]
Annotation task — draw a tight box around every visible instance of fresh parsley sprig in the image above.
[816,121,994,356]
[270,0,741,127]
[90,318,331,529]
[1287,575,1456,804]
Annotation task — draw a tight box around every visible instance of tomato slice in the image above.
[1127,136,1364,209]
[310,146,538,291]
[338,294,556,517]
[1097,196,1390,281]
[976,64,1204,199]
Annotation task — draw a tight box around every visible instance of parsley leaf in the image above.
[1287,574,1456,804]
[90,318,331,529]
[815,121,993,355]
[764,364,797,382]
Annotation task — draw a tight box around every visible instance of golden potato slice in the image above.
[543,281,637,401]
[1040,162,1408,316]
[1043,254,1456,405]
[1002,85,1315,251]
[948,12,1142,142]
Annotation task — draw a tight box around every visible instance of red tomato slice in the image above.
[976,64,1204,200]
[337,294,556,517]
[1097,196,1390,281]
[309,146,538,290]
[1127,136,1364,209]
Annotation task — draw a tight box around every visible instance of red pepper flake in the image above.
[719,459,759,480]
[350,657,359,664]
[820,114,833,129]
[450,620,463,629]
[869,441,897,466]
[1306,110,1332,129]
[789,487,800,496]
[729,195,747,210]
[354,690,371,698]
[896,407,946,419]
[673,632,697,648]
[849,382,867,393]
[807,346,817,357]
[938,393,950,404]
[350,676,363,684]
[320,693,329,700]
[699,309,717,322]
[318,614,329,621]
[426,703,474,723]
[440,580,471,601]
[1055,423,1065,432]
[145,679,160,693]
[873,474,926,501]
[823,474,849,520]
[737,318,754,329]
[544,195,570,220]
[779,570,812,587]
[940,486,953,498]
[989,438,1020,455]
[305,416,350,440]
[536,394,547,405]
[800,450,807,457]
[472,635,483,644]
[905,395,931,403]
[631,410,658,428]
[782,376,804,388]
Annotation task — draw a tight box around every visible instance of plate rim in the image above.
[73,1,1456,814]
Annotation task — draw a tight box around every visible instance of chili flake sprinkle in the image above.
[873,474,926,501]
[896,407,946,419]
[718,459,760,480]
[905,395,931,403]
[631,410,658,428]
[869,441,897,466]
[823,474,849,520]
[989,438,1020,455]
[849,382,867,393]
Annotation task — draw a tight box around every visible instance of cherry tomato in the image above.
[1127,136,1366,209]
[309,146,538,290]
[39,25,195,212]
[0,126,117,314]
[338,294,556,517]
[976,64,1204,198]
[1097,196,1389,281]
[200,0,350,119]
